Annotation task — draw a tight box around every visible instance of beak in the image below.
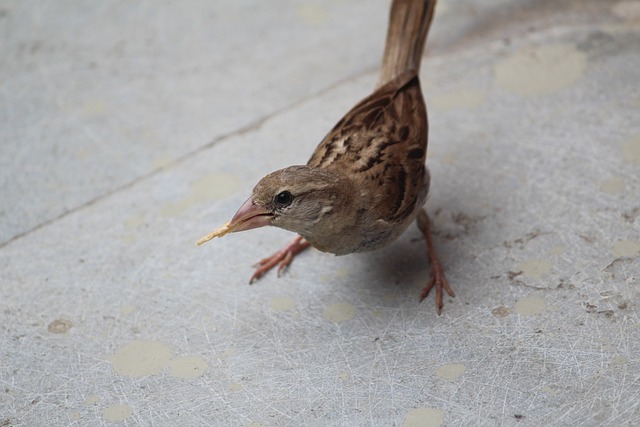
[196,197,273,246]
[228,197,273,233]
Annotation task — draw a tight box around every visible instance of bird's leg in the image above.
[249,235,310,284]
[417,209,455,314]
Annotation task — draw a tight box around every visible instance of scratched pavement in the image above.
[1,0,639,426]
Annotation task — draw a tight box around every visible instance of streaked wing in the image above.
[307,71,428,222]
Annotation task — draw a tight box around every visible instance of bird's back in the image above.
[307,71,428,225]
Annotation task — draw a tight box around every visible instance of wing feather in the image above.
[307,72,428,222]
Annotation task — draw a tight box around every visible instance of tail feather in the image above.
[377,0,437,87]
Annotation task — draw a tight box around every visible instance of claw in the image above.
[249,236,310,283]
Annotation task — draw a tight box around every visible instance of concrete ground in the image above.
[1,0,639,426]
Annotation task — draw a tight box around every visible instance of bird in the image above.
[197,0,454,314]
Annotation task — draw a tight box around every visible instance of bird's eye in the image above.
[274,191,293,208]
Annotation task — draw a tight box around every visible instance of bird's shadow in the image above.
[350,219,470,305]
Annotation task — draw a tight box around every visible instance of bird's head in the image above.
[231,165,355,236]
[197,165,358,251]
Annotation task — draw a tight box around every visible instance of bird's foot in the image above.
[249,235,310,284]
[417,209,455,314]
[419,257,455,315]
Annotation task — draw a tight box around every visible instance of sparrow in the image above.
[197,0,454,313]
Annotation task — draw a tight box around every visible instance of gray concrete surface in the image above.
[1,0,639,426]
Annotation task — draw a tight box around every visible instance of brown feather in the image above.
[307,72,428,224]
[378,0,436,87]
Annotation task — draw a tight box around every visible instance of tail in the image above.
[377,0,437,87]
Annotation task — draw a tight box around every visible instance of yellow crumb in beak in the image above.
[196,221,232,246]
